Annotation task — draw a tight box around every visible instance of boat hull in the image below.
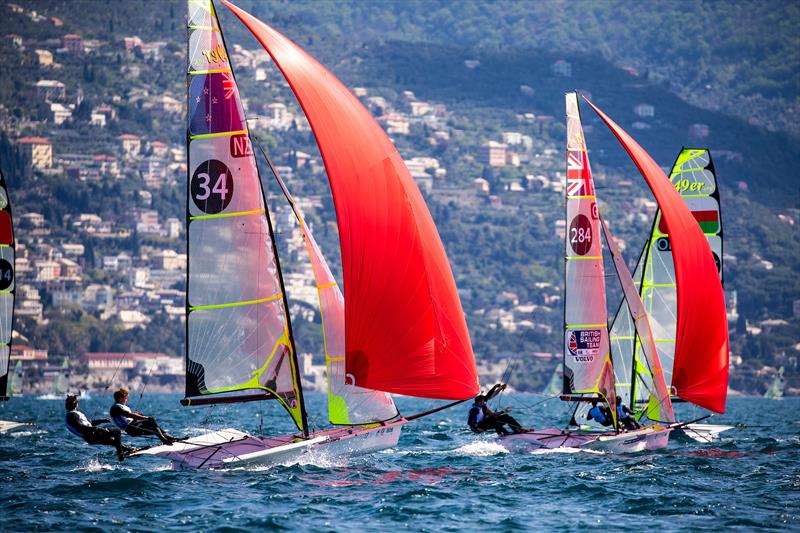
[133,419,405,469]
[499,425,671,454]
[670,423,734,443]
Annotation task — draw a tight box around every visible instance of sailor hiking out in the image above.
[64,395,135,461]
[109,387,177,445]
[467,383,525,436]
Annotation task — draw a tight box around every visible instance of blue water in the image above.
[1,394,798,531]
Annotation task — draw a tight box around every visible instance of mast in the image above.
[182,0,307,433]
[0,167,14,401]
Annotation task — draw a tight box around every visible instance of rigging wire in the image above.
[103,351,129,392]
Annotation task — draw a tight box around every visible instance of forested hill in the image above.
[1,0,797,394]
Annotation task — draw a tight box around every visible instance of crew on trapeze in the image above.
[65,394,136,461]
[587,399,613,427]
[467,383,526,436]
[109,387,178,445]
[615,396,641,430]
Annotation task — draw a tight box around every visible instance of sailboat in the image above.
[764,367,784,400]
[502,92,675,453]
[135,0,478,469]
[0,165,25,433]
[610,148,734,442]
[36,358,70,400]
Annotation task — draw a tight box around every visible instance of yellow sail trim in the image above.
[190,209,265,221]
[190,293,281,311]
[566,255,602,260]
[190,68,232,75]
[190,129,247,140]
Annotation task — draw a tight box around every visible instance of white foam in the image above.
[72,456,128,473]
[452,441,509,456]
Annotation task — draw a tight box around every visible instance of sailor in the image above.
[65,395,134,461]
[587,399,613,427]
[467,383,524,436]
[109,387,176,445]
[616,396,641,430]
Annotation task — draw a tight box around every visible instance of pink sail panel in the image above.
[223,1,479,400]
[584,97,729,414]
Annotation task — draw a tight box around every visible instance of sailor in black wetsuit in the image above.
[64,395,134,461]
[109,388,176,445]
[467,383,524,436]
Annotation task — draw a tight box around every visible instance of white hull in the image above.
[500,425,671,454]
[134,419,405,469]
[670,423,734,443]
[583,426,671,453]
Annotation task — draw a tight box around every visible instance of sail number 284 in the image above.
[569,214,593,255]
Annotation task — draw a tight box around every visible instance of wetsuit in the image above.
[587,405,613,427]
[616,404,640,430]
[65,410,129,460]
[110,402,173,445]
[467,403,523,435]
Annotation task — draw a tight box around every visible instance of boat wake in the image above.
[72,457,129,473]
[452,441,509,456]
[529,447,593,456]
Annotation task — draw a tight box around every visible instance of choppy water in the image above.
[1,394,798,531]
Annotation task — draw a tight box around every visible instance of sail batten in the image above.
[184,0,307,431]
[584,98,729,414]
[223,0,479,400]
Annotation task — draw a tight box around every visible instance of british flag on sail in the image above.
[567,150,594,197]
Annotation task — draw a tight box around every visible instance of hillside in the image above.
[0,0,797,395]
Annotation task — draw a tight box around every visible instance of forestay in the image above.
[184,0,305,430]
[224,0,479,400]
[563,92,616,422]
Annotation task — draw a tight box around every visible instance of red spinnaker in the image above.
[223,1,478,400]
[583,97,729,413]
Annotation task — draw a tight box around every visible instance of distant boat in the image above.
[504,93,729,453]
[765,367,785,400]
[610,148,734,442]
[36,359,69,401]
[136,0,478,469]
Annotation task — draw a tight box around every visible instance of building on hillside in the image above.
[117,134,141,158]
[380,113,410,135]
[16,137,52,170]
[479,141,507,167]
[62,33,83,54]
[34,49,53,66]
[35,80,66,101]
[50,103,72,125]
[5,33,23,48]
[634,103,655,118]
[10,345,48,361]
[552,59,572,77]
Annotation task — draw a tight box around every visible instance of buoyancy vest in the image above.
[110,402,133,430]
